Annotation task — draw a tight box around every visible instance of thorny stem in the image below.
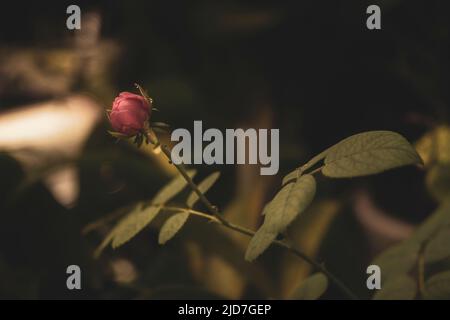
[146,132,358,300]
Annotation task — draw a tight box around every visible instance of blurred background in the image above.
[0,0,449,299]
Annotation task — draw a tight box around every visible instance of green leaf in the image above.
[415,125,450,166]
[244,227,278,262]
[322,131,422,178]
[158,211,189,245]
[157,172,221,244]
[94,170,197,255]
[373,275,417,300]
[426,164,450,202]
[290,273,328,300]
[372,242,420,281]
[412,196,450,243]
[111,205,161,248]
[245,175,316,261]
[94,230,115,258]
[152,170,196,205]
[424,271,450,299]
[424,227,450,264]
[186,172,220,208]
[371,195,450,265]
[263,174,316,233]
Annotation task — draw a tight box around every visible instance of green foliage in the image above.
[322,131,422,178]
[424,271,450,299]
[289,273,328,300]
[95,170,196,255]
[111,205,161,248]
[371,196,450,299]
[415,125,450,165]
[246,130,421,263]
[186,172,221,208]
[372,242,420,282]
[373,275,417,300]
[418,125,450,203]
[245,175,316,261]
[424,227,450,264]
[412,196,450,243]
[158,211,189,245]
[158,172,221,244]
[426,164,450,202]
[152,170,197,204]
[93,129,426,299]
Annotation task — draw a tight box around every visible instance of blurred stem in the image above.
[418,248,426,298]
[147,128,357,299]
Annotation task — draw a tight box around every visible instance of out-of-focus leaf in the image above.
[424,227,450,264]
[415,125,450,166]
[426,164,450,202]
[412,196,450,243]
[245,175,316,261]
[322,131,422,178]
[372,242,420,281]
[373,275,417,300]
[158,211,189,245]
[186,172,220,208]
[424,271,450,299]
[152,169,197,204]
[372,196,450,277]
[280,199,340,297]
[289,273,328,300]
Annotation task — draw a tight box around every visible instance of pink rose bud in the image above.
[109,92,151,136]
